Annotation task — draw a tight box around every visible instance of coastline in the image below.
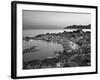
[23,29,91,69]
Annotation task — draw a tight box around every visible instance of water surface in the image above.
[23,40,64,62]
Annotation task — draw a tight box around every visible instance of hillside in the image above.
[64,24,91,29]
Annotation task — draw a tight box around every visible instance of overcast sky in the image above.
[23,10,91,29]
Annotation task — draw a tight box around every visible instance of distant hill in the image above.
[64,24,91,29]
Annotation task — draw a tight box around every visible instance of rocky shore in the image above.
[23,29,91,69]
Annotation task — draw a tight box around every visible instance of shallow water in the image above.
[23,40,64,62]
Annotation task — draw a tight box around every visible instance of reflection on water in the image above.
[23,40,64,62]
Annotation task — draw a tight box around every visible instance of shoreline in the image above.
[23,29,91,69]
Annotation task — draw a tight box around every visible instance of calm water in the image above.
[23,40,64,62]
[23,29,90,62]
[23,29,91,37]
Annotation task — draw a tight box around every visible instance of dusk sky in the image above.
[23,10,91,29]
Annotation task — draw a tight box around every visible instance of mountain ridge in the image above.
[64,24,91,29]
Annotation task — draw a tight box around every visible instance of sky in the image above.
[23,10,91,29]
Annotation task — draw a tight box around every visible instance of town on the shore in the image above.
[23,25,91,69]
